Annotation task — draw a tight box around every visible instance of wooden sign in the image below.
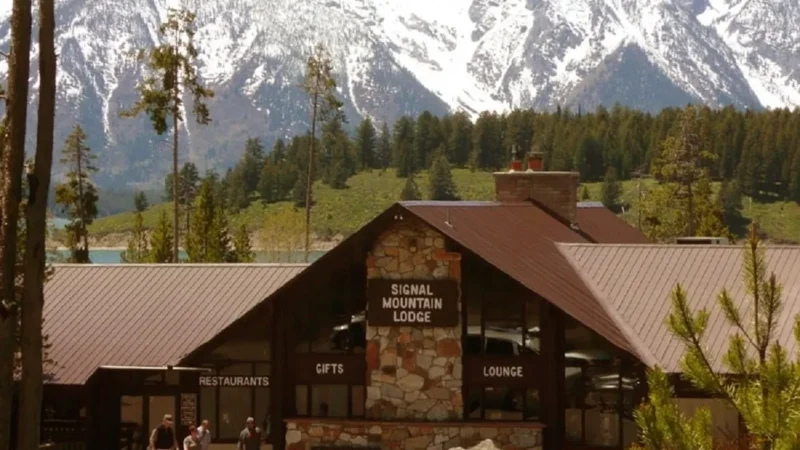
[180,394,197,426]
[198,376,269,387]
[293,354,366,384]
[366,279,458,326]
[463,356,539,386]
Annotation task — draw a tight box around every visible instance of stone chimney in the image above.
[494,150,580,224]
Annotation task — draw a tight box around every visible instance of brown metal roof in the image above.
[399,201,644,360]
[43,264,306,385]
[575,202,650,244]
[559,244,800,372]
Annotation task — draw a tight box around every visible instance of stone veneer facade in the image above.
[364,219,463,421]
[285,217,543,450]
[286,420,543,450]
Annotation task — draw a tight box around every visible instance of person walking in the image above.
[196,420,212,450]
[149,414,177,450]
[237,417,261,450]
[183,425,200,450]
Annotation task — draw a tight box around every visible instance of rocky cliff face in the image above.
[0,0,796,186]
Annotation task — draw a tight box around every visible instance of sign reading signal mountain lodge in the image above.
[366,279,458,326]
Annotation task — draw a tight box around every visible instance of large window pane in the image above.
[351,386,365,417]
[200,386,216,427]
[483,386,523,420]
[255,362,271,434]
[484,275,523,356]
[311,385,348,417]
[524,297,540,353]
[465,388,482,419]
[218,364,253,439]
[294,386,308,416]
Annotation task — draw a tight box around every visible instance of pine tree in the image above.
[376,122,392,171]
[54,125,99,263]
[122,7,214,263]
[600,167,622,212]
[632,367,713,450]
[301,43,343,262]
[185,178,230,263]
[393,116,416,177]
[292,175,309,208]
[232,224,255,263]
[179,162,200,234]
[321,116,355,189]
[134,191,149,213]
[638,224,800,449]
[120,210,149,263]
[148,210,174,263]
[400,176,421,201]
[355,117,377,170]
[448,111,473,166]
[428,151,459,201]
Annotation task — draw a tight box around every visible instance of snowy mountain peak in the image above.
[0,0,798,186]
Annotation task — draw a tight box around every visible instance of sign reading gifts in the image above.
[366,279,458,326]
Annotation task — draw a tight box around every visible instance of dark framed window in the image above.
[462,258,540,421]
[290,268,367,418]
[563,317,642,448]
[199,362,270,441]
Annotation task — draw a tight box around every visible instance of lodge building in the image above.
[30,152,800,450]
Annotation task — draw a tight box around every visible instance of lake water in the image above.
[52,249,325,264]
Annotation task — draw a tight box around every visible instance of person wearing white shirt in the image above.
[196,420,212,450]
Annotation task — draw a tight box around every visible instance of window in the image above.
[199,362,271,441]
[462,257,540,421]
[290,267,367,418]
[563,317,642,447]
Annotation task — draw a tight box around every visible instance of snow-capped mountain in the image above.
[0,0,797,187]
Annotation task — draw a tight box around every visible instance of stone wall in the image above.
[285,420,543,450]
[365,219,463,420]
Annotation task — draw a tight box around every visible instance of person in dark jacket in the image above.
[237,417,261,450]
[149,414,177,450]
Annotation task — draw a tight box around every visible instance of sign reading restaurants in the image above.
[199,376,269,387]
[366,279,458,326]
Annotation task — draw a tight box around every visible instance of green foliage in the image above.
[659,225,800,450]
[601,167,623,212]
[633,367,713,450]
[148,210,173,263]
[393,116,416,177]
[54,124,98,263]
[321,116,356,189]
[400,176,421,201]
[134,191,149,213]
[355,117,377,170]
[185,177,232,262]
[376,122,392,171]
[121,8,213,132]
[642,105,730,241]
[580,185,591,201]
[232,224,254,263]
[120,211,149,263]
[428,151,459,201]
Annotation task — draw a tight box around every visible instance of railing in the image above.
[41,420,86,450]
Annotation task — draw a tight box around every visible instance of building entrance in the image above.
[119,394,179,450]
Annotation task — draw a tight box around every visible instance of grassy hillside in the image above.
[89,169,800,246]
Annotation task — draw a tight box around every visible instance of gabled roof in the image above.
[43,264,306,385]
[559,244,800,372]
[399,201,647,361]
[575,202,650,244]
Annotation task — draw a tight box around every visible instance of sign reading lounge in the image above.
[366,279,458,326]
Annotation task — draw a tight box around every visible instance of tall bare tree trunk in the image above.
[304,89,318,263]
[18,0,55,448]
[172,113,179,263]
[0,0,33,447]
